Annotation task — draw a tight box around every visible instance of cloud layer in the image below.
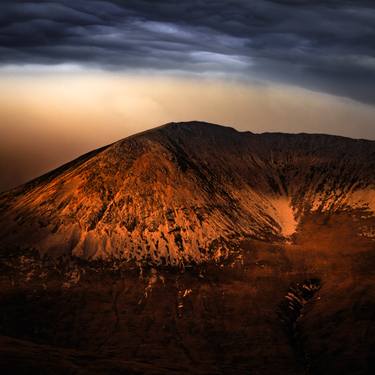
[1,1,375,103]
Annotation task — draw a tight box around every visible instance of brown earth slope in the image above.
[0,211,375,374]
[0,121,375,374]
[0,121,374,263]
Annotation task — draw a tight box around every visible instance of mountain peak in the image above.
[160,120,235,130]
[0,122,374,264]
[132,121,241,141]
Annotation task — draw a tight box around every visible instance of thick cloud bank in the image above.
[1,1,375,103]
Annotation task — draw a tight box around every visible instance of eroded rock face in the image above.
[0,121,374,263]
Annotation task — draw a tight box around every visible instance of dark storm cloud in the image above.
[1,0,375,103]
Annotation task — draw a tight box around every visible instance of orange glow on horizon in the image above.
[1,71,375,191]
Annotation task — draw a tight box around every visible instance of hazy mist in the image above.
[1,70,375,192]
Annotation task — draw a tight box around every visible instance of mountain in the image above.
[1,121,375,374]
[0,121,374,263]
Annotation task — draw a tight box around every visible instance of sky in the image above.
[1,0,375,191]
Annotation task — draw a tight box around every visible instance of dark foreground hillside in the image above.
[1,211,375,374]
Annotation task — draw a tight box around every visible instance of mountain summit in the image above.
[0,121,374,264]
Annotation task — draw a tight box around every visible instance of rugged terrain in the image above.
[0,121,374,263]
[0,121,375,374]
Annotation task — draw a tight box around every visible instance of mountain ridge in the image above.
[3,120,373,195]
[0,121,374,264]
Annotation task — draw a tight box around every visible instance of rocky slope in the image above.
[1,212,375,375]
[0,121,374,264]
[1,121,375,375]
